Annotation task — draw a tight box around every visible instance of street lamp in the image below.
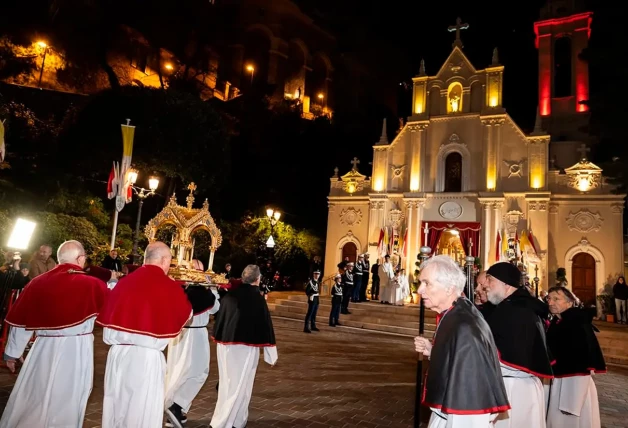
[164,62,174,71]
[265,208,280,260]
[129,169,159,264]
[36,41,50,88]
[246,64,255,85]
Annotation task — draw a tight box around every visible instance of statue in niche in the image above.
[448,84,462,113]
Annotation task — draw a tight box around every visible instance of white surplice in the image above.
[378,262,394,303]
[547,375,601,428]
[165,300,220,413]
[0,317,96,428]
[210,343,278,428]
[395,274,410,305]
[494,364,546,428]
[428,409,495,428]
[101,328,170,428]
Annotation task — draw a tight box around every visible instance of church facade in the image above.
[324,10,625,307]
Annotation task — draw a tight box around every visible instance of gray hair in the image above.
[242,264,261,284]
[420,255,467,294]
[57,240,85,264]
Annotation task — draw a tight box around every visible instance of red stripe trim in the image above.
[5,312,100,331]
[97,322,184,339]
[36,332,93,337]
[422,401,511,415]
[499,358,554,379]
[554,369,607,378]
[211,337,276,347]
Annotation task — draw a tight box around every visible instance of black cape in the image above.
[183,284,217,315]
[546,307,606,377]
[423,298,510,415]
[487,287,553,378]
[477,301,496,320]
[212,283,275,346]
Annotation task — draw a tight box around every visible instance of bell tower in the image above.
[534,0,592,142]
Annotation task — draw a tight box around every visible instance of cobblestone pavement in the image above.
[0,320,626,428]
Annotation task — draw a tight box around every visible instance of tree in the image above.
[33,212,104,254]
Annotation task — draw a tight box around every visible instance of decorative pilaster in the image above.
[492,119,505,188]
[404,200,415,273]
[491,201,504,265]
[481,120,494,190]
[408,123,428,192]
[480,201,492,268]
[368,200,379,243]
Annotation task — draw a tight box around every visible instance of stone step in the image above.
[275,299,433,323]
[282,296,437,319]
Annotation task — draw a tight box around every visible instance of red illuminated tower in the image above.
[534,0,592,154]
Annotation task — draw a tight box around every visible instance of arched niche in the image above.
[447,81,463,113]
[436,134,471,192]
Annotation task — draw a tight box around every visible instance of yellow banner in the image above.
[121,124,135,157]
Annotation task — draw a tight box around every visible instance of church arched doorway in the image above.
[444,152,463,192]
[571,252,596,306]
[341,242,357,264]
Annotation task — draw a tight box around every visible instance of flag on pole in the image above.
[383,227,390,256]
[107,162,118,199]
[514,230,521,260]
[120,120,135,204]
[528,229,538,254]
[496,230,501,261]
[401,227,408,257]
[501,228,508,257]
[0,119,6,163]
[377,228,385,258]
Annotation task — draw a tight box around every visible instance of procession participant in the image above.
[210,264,277,428]
[414,255,509,428]
[361,253,371,301]
[378,255,394,304]
[164,282,220,428]
[352,254,364,302]
[0,240,108,428]
[303,270,321,333]
[340,262,354,314]
[28,244,56,279]
[484,262,553,428]
[474,271,495,319]
[97,241,192,428]
[329,274,343,327]
[546,286,605,428]
[85,264,119,289]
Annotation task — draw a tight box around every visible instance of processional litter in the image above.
[144,183,227,285]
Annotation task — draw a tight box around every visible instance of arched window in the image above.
[554,37,572,98]
[444,152,463,192]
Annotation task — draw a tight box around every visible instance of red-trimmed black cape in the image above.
[486,287,553,378]
[96,265,192,338]
[212,283,275,347]
[422,298,510,415]
[546,307,606,377]
[6,264,108,330]
[176,281,217,315]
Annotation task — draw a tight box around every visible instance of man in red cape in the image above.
[0,240,108,428]
[97,241,191,428]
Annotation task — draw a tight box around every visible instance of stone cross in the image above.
[448,17,469,48]
[350,157,360,171]
[577,143,590,161]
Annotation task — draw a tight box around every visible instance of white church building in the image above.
[324,8,625,307]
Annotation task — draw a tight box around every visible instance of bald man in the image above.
[97,242,192,428]
[0,241,108,428]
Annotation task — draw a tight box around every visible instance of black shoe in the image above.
[304,329,311,333]
[165,403,185,428]
[335,322,342,326]
[329,323,336,327]
[311,327,320,331]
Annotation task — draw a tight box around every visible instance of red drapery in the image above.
[421,221,481,257]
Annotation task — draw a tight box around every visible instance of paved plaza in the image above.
[0,319,626,427]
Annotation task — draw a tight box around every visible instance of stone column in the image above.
[480,201,492,269]
[404,200,415,273]
[409,123,428,192]
[208,247,216,273]
[368,200,379,244]
[481,120,494,190]
[492,119,505,189]
[491,201,504,265]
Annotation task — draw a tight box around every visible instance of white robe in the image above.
[101,328,171,428]
[378,262,394,303]
[165,300,220,413]
[494,364,546,428]
[0,317,96,428]
[428,409,495,428]
[395,274,410,305]
[547,376,600,428]
[210,343,278,428]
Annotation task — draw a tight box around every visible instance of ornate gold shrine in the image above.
[144,183,227,284]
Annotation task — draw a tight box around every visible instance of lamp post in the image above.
[246,64,255,85]
[37,41,50,88]
[129,170,159,265]
[534,265,540,298]
[265,208,281,261]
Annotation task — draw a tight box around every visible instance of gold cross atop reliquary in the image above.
[144,183,227,284]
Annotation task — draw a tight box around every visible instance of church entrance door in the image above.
[572,252,596,306]
[341,242,358,263]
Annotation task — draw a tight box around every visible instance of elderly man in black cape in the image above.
[483,262,553,428]
[210,264,277,428]
[414,255,509,428]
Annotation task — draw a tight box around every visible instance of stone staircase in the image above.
[268,292,437,338]
[593,321,628,367]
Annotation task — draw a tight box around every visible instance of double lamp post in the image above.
[128,169,159,265]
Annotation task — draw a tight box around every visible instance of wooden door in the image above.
[342,242,358,263]
[572,253,596,306]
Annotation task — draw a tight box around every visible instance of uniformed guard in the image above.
[341,262,354,314]
[352,254,364,303]
[329,274,343,326]
[304,270,321,333]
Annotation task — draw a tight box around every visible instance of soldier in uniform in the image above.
[352,254,364,303]
[341,262,354,315]
[361,254,371,302]
[329,274,343,327]
[303,270,321,333]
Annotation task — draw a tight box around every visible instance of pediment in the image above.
[435,47,478,80]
